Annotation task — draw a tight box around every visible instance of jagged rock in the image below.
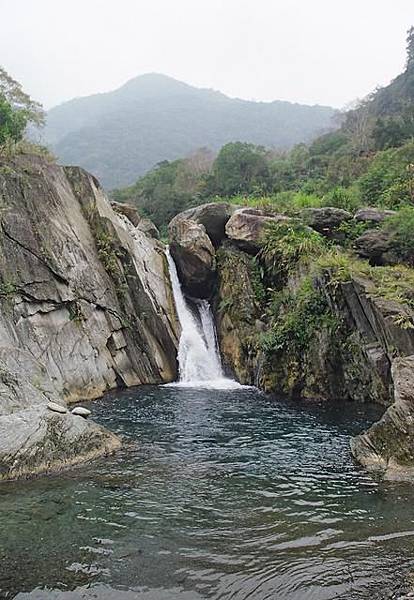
[351,356,414,480]
[225,208,289,253]
[137,218,160,239]
[0,154,179,480]
[71,406,91,418]
[169,218,216,298]
[47,401,68,414]
[300,207,351,238]
[354,207,396,223]
[354,229,393,264]
[171,202,236,245]
[110,201,141,227]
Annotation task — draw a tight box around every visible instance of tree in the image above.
[208,142,270,196]
[0,66,45,127]
[0,95,27,145]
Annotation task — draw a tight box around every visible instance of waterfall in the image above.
[166,248,241,389]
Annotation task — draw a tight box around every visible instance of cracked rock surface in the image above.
[0,155,179,480]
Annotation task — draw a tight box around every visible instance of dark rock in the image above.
[354,229,392,264]
[225,208,289,253]
[170,202,236,246]
[169,219,216,298]
[354,207,396,224]
[300,207,351,238]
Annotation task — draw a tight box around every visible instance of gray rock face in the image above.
[351,356,414,480]
[171,202,236,246]
[225,208,289,253]
[0,154,180,480]
[354,229,393,264]
[354,207,396,223]
[169,218,216,298]
[300,207,351,238]
[110,201,141,227]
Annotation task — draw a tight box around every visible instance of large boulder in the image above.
[171,202,236,246]
[225,208,289,253]
[169,218,216,298]
[354,207,396,224]
[300,207,351,238]
[354,229,393,265]
[110,201,141,227]
[351,356,414,481]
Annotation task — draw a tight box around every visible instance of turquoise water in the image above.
[1,386,414,599]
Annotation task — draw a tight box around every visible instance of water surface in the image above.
[1,386,414,599]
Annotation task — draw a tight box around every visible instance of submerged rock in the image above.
[169,218,216,298]
[225,208,289,253]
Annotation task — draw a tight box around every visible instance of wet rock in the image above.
[354,207,396,224]
[47,402,68,414]
[71,406,92,418]
[225,208,289,253]
[169,218,216,298]
[171,202,236,246]
[351,356,414,480]
[300,207,351,238]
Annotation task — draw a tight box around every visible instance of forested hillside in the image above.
[113,28,414,238]
[42,74,335,188]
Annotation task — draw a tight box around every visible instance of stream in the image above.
[1,386,414,599]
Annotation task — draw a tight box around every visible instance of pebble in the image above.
[71,406,92,418]
[47,401,68,414]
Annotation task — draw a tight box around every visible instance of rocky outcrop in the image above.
[170,202,236,245]
[354,207,396,224]
[0,154,179,480]
[351,356,414,481]
[225,208,289,253]
[169,218,216,298]
[300,207,351,238]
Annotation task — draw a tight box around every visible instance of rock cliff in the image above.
[0,154,179,480]
[169,202,414,481]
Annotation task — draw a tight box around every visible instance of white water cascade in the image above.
[166,248,241,389]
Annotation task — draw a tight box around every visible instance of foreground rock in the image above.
[0,154,179,480]
[225,208,289,253]
[169,218,216,297]
[351,356,414,480]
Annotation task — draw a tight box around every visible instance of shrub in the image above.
[382,207,414,265]
[260,220,326,279]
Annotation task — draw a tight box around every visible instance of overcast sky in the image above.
[1,0,413,109]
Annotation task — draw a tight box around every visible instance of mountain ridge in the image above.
[42,73,336,188]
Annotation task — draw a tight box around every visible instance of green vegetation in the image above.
[0,66,45,149]
[111,28,414,233]
[383,207,414,265]
[260,221,325,279]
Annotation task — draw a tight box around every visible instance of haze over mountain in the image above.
[42,74,336,188]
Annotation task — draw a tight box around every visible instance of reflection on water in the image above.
[1,386,414,600]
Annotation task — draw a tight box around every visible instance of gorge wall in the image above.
[0,154,179,481]
[169,202,414,481]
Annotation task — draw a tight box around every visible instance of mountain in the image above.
[42,74,336,189]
